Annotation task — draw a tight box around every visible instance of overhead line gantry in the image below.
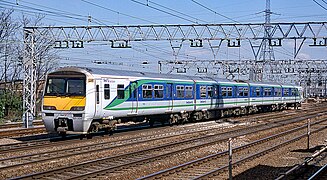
[23,22,327,127]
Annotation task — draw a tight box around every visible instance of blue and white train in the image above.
[42,66,304,135]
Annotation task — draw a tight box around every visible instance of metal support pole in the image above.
[23,29,36,128]
[228,138,233,180]
[307,119,311,150]
[325,78,326,101]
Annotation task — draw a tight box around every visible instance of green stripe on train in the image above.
[107,99,300,111]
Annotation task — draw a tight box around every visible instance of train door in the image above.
[130,81,138,114]
[166,83,173,111]
[95,79,102,118]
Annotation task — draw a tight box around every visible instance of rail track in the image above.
[274,142,327,180]
[308,164,327,180]
[6,109,327,179]
[0,108,298,153]
[0,127,46,139]
[148,125,326,180]
[0,120,44,129]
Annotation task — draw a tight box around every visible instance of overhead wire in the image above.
[0,0,115,25]
[313,0,327,11]
[147,0,205,24]
[131,0,198,24]
[190,0,241,24]
[80,0,158,24]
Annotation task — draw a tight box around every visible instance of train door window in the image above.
[154,85,164,98]
[117,84,125,99]
[222,87,227,97]
[200,86,207,98]
[207,86,213,98]
[264,88,271,96]
[284,88,289,96]
[214,86,218,97]
[166,84,172,98]
[274,88,281,97]
[104,84,110,100]
[227,87,233,97]
[132,83,138,99]
[238,87,244,97]
[142,84,153,99]
[244,87,249,97]
[96,85,99,104]
[255,87,261,97]
[177,85,184,98]
[185,86,193,98]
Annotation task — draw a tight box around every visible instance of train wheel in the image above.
[79,134,85,140]
[59,132,66,139]
[86,134,92,139]
[89,122,100,133]
[168,117,174,126]
[149,119,154,127]
[104,128,114,136]
[160,120,165,126]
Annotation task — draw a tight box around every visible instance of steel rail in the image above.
[11,113,326,179]
[138,120,327,179]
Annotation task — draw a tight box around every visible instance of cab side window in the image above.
[104,84,110,99]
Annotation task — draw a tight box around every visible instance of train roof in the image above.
[55,66,232,83]
[52,66,300,88]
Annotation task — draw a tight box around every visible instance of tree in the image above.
[0,10,59,122]
[21,15,59,115]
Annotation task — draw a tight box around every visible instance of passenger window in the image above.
[207,86,213,98]
[177,85,184,98]
[238,87,244,97]
[284,89,289,96]
[185,86,193,98]
[200,86,206,98]
[227,87,233,97]
[154,85,164,98]
[117,84,125,99]
[255,88,260,97]
[222,87,227,97]
[275,88,281,96]
[291,89,296,96]
[264,88,271,96]
[142,84,153,99]
[244,87,248,97]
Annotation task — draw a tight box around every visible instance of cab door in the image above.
[95,79,102,118]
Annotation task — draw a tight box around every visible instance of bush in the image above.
[0,92,23,123]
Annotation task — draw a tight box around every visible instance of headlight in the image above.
[70,106,85,111]
[43,106,57,110]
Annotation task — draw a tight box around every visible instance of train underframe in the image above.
[81,102,301,136]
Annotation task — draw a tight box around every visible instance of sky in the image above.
[1,0,327,77]
[3,0,326,25]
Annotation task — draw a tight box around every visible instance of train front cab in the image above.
[42,70,90,134]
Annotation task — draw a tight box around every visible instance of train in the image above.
[42,66,304,135]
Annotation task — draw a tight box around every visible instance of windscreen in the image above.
[45,77,86,96]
